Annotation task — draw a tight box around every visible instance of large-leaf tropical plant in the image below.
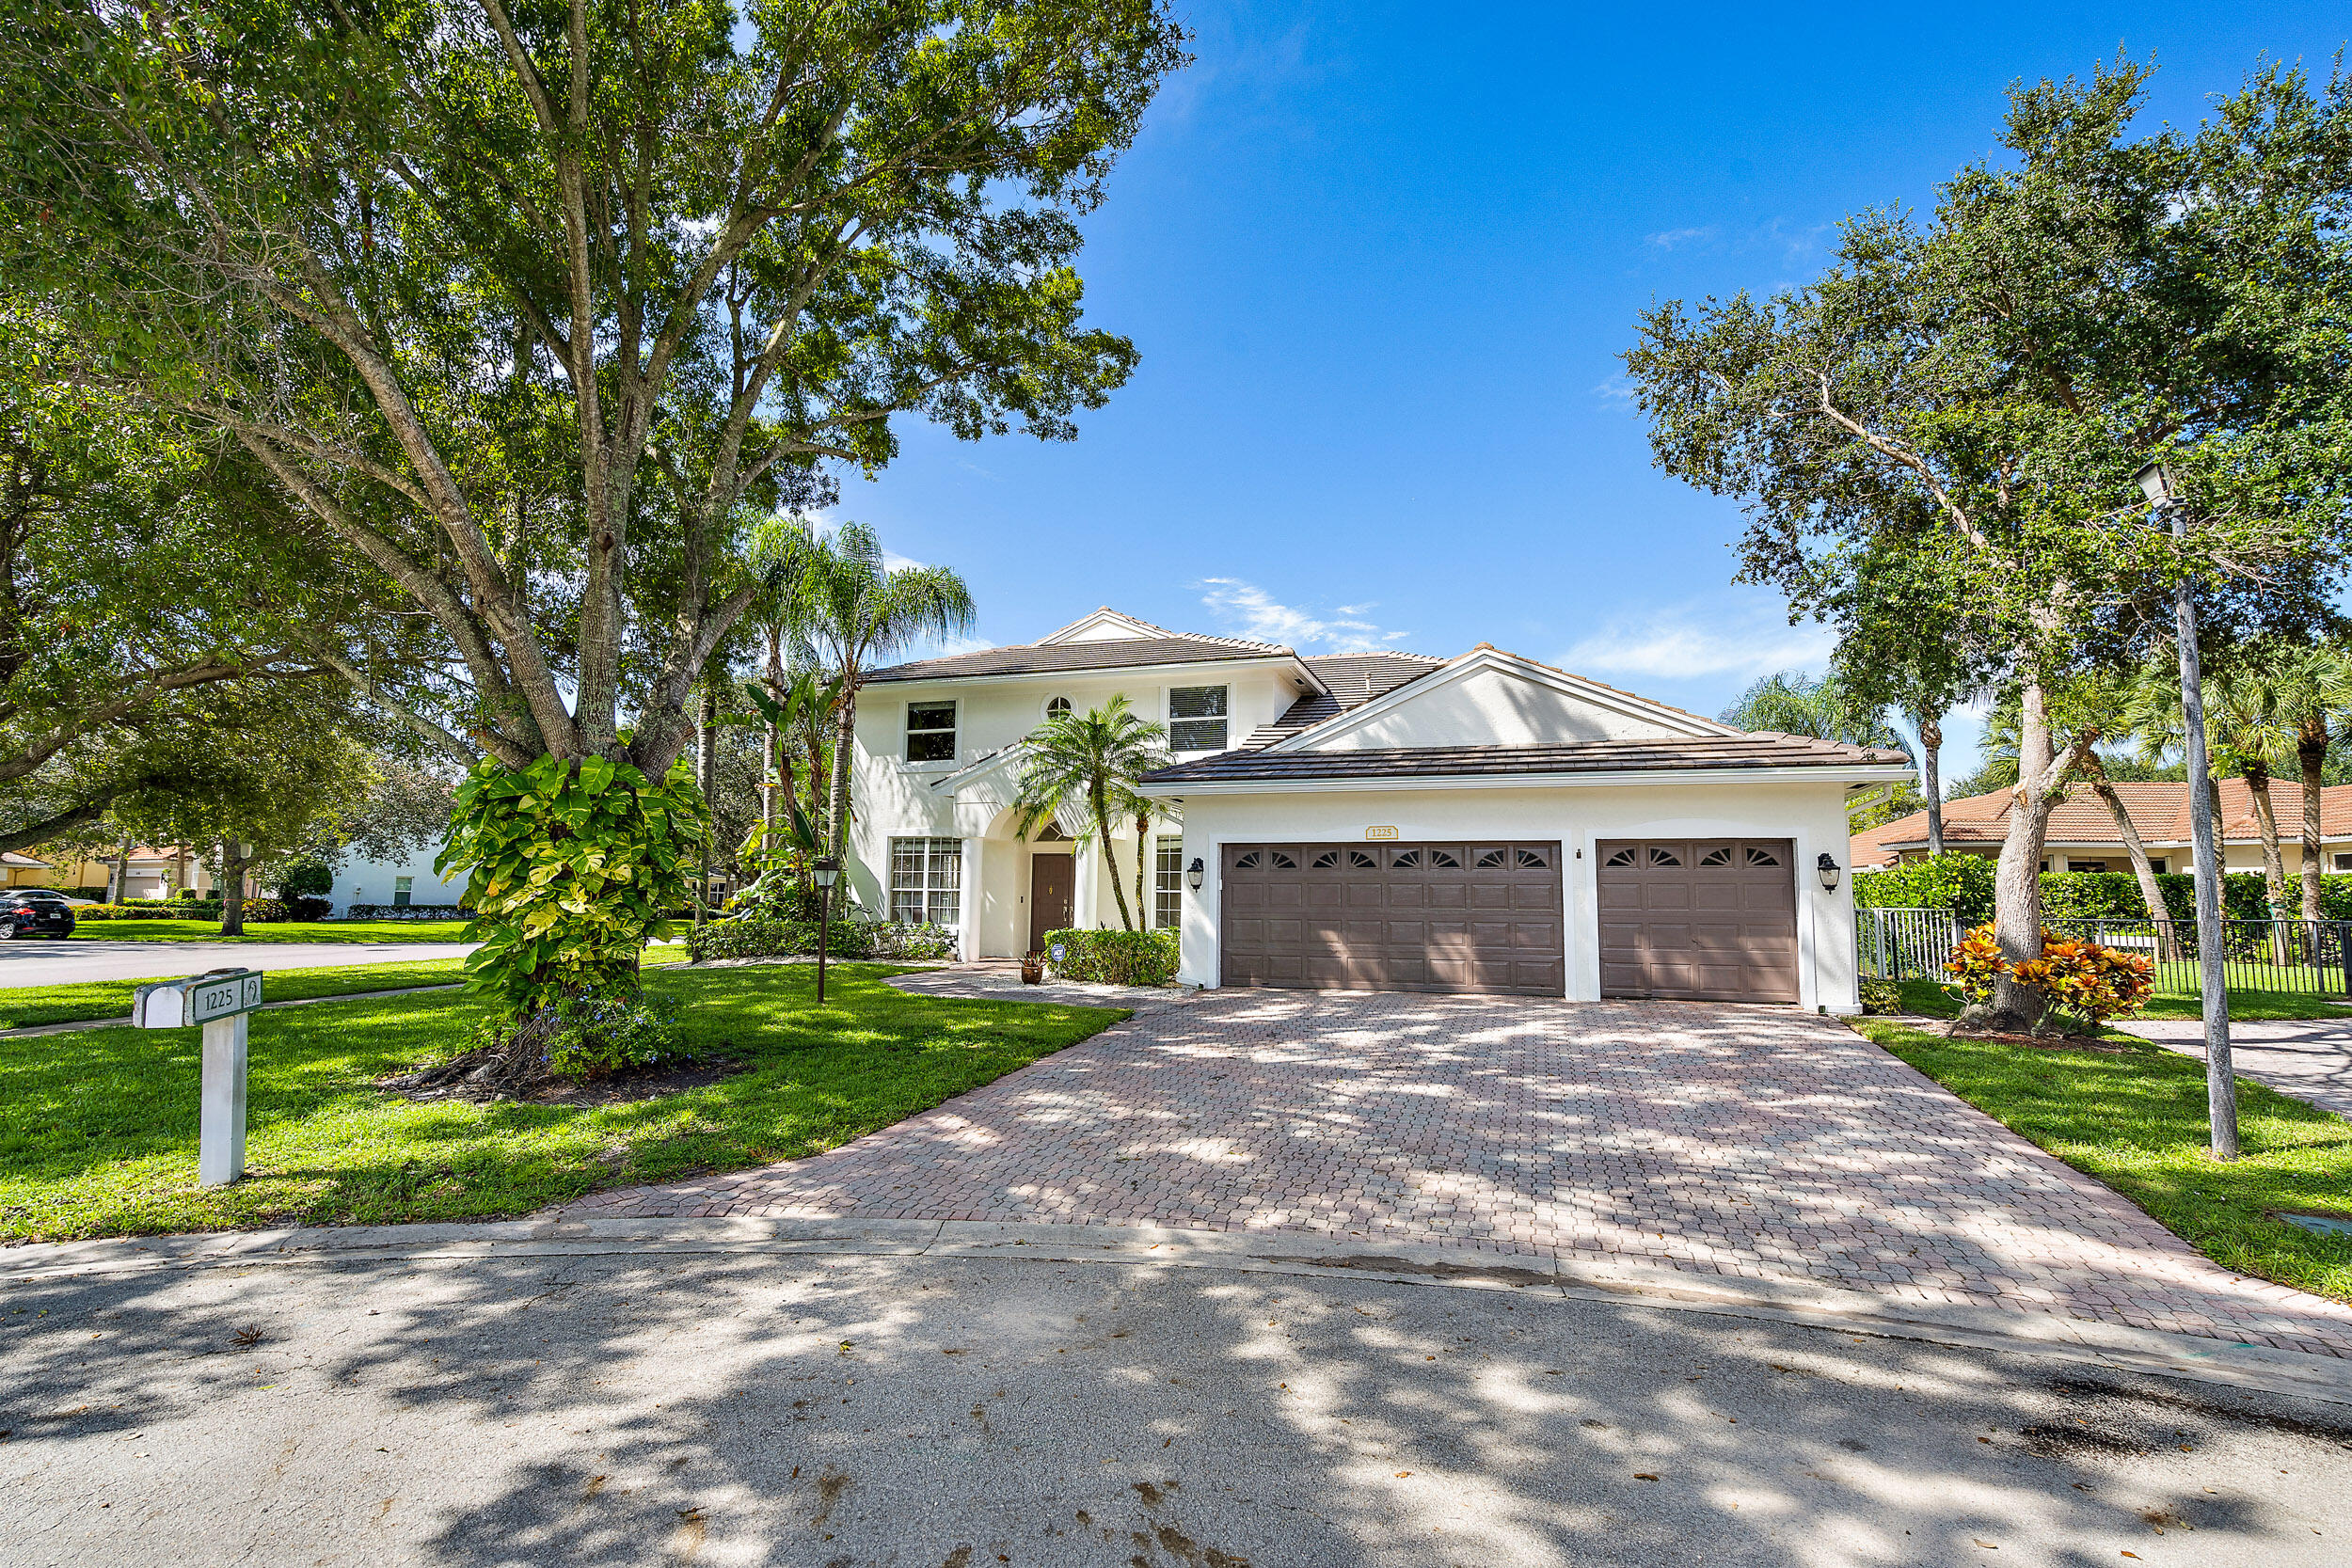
[1008,696,1170,932]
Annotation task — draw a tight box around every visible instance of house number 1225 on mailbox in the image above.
[134,967,266,1185]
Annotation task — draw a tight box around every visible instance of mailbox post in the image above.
[135,968,265,1186]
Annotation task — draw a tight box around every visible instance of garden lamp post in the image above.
[2137,458,2238,1160]
[812,856,840,1006]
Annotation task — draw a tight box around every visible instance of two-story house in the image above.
[850,609,1912,1011]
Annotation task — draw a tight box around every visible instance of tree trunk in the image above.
[1135,812,1150,929]
[763,632,783,831]
[106,835,131,903]
[827,685,858,864]
[695,685,717,927]
[2246,761,2292,965]
[1918,711,1944,857]
[2090,776,2177,960]
[218,841,246,937]
[2298,717,2328,922]
[1094,784,1135,930]
[1963,680,2077,1034]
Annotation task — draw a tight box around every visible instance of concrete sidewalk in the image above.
[2117,1016,2352,1121]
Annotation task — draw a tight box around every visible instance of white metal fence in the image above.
[1856,907,1961,982]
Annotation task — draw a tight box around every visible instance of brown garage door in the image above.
[1220,841,1564,996]
[1597,838,1799,1004]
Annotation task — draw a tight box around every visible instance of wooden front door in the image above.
[1028,854,1074,953]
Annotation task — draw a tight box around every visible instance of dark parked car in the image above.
[1,891,75,939]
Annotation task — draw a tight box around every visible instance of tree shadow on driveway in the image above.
[3,1243,2347,1566]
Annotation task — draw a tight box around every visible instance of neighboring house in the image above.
[852,609,1911,1012]
[326,845,465,915]
[31,846,237,900]
[0,850,55,889]
[1851,782,2352,875]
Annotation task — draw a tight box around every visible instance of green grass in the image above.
[0,943,691,1031]
[65,917,474,943]
[1891,976,2352,1023]
[0,960,1122,1243]
[1856,1016,2352,1306]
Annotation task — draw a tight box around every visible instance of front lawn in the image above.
[0,944,690,1031]
[65,917,474,943]
[1856,1017,2352,1306]
[0,961,1122,1243]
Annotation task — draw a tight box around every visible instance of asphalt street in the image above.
[0,940,474,989]
[4,1235,2347,1566]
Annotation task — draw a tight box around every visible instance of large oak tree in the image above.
[1627,59,2352,1028]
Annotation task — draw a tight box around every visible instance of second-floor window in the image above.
[1168,685,1229,751]
[905,701,957,762]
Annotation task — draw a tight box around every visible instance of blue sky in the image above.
[841,3,2351,774]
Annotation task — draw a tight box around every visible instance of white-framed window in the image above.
[392,876,414,908]
[2148,858,2168,874]
[1168,685,1229,751]
[1154,836,1184,930]
[1044,695,1073,721]
[905,701,957,763]
[889,837,961,926]
[2336,852,2352,872]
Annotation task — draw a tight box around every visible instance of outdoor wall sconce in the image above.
[1186,856,1205,892]
[1816,852,1841,894]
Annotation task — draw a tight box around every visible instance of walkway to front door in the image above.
[1027,852,1073,953]
[570,988,2352,1357]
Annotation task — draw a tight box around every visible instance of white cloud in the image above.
[1645,226,1718,250]
[1197,578,1412,653]
[1558,603,1835,684]
[882,548,926,572]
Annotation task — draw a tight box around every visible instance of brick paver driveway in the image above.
[571,986,2352,1356]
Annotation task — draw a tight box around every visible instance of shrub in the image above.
[342,903,470,920]
[235,897,293,924]
[1942,922,2154,1027]
[684,913,956,964]
[1857,975,1904,1015]
[1852,854,1996,924]
[471,989,681,1079]
[1041,927,1180,987]
[289,895,334,922]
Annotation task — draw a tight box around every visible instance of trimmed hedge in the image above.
[1857,975,1904,1015]
[1855,852,2343,923]
[1041,927,1180,987]
[342,903,469,920]
[685,914,958,964]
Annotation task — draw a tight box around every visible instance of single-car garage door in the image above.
[1221,841,1564,996]
[1597,838,1799,1004]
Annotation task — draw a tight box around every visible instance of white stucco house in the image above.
[847,609,1913,1012]
[325,845,466,915]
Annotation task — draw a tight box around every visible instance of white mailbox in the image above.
[135,968,265,1186]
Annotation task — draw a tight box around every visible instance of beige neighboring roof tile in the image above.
[1850,779,2352,867]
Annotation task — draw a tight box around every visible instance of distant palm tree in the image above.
[2261,642,2352,920]
[780,522,977,861]
[1008,696,1170,932]
[1719,670,1910,751]
[2128,653,2300,921]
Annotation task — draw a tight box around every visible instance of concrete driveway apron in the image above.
[570,986,2352,1357]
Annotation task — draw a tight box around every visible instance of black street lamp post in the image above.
[813,856,840,1006]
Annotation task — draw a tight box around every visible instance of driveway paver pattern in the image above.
[570,987,2352,1356]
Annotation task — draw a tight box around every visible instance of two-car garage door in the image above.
[1218,836,1800,1003]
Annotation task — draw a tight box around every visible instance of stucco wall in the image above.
[1301,665,1698,751]
[1169,779,1863,1012]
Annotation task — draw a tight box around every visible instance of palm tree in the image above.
[1722,671,1913,828]
[780,521,977,861]
[741,514,815,831]
[1008,696,1170,932]
[2259,641,2352,920]
[2130,654,2299,921]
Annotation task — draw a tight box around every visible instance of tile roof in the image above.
[1235,652,1446,748]
[866,635,1302,684]
[1144,734,1911,786]
[1850,780,2352,867]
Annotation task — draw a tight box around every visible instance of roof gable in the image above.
[1036,608,1175,644]
[1271,645,1736,753]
